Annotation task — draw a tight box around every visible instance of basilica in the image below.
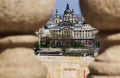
[36,3,98,48]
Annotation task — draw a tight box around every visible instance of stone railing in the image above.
[37,56,94,78]
[80,0,120,78]
[0,0,55,78]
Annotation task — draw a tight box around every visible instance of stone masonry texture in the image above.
[0,0,55,78]
[80,0,120,78]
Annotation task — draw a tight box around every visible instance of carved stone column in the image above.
[80,0,120,78]
[0,0,55,78]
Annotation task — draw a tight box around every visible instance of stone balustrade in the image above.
[0,0,55,78]
[80,0,120,78]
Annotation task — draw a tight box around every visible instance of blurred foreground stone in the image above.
[0,35,38,51]
[0,48,47,78]
[80,0,120,31]
[0,0,55,78]
[80,0,120,78]
[0,0,55,35]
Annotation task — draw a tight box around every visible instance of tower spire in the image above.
[66,3,70,9]
[56,9,58,13]
[54,9,60,24]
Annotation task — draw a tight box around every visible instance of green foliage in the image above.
[60,34,71,53]
[40,36,51,47]
[34,42,40,55]
[63,51,94,57]
[71,41,88,48]
[61,45,69,53]
[96,41,100,48]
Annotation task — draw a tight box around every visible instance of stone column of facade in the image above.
[0,0,54,78]
[80,0,120,78]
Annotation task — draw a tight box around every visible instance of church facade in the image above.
[36,4,98,48]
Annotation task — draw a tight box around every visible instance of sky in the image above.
[53,0,82,15]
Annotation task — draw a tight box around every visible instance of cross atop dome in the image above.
[66,3,70,10]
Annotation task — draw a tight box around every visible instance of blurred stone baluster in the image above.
[80,0,120,78]
[0,0,55,78]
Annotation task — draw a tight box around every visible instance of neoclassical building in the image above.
[36,3,98,47]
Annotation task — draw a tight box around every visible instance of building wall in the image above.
[50,25,96,40]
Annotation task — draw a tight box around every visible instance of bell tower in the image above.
[54,9,60,24]
[71,9,76,23]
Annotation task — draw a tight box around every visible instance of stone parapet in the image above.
[37,56,94,78]
[0,0,55,78]
[80,0,120,78]
[0,0,54,35]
